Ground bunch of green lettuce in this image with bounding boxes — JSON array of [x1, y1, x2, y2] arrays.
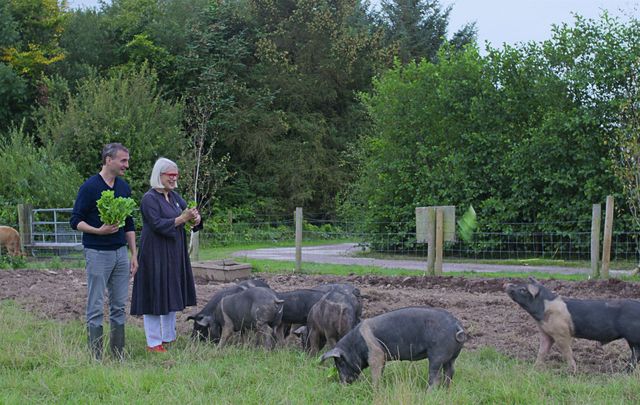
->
[[96, 190, 137, 227], [184, 200, 197, 231]]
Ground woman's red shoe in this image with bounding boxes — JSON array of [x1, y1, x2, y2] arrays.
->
[[146, 344, 167, 353]]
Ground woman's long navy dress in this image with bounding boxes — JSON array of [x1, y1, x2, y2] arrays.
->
[[130, 189, 200, 315]]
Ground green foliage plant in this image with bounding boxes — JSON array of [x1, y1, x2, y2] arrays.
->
[[96, 190, 136, 227], [0, 126, 82, 224], [36, 64, 186, 201], [344, 13, 638, 252]]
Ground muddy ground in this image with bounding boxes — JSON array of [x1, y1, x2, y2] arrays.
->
[[2, 268, 639, 374]]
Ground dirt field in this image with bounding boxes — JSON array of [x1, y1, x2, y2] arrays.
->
[[2, 268, 639, 374]]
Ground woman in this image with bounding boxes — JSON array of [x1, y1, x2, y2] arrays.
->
[[131, 157, 202, 352]]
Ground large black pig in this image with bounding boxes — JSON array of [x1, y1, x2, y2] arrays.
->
[[311, 283, 362, 321], [300, 290, 359, 354], [275, 289, 327, 341], [505, 277, 640, 372], [320, 306, 466, 387], [187, 278, 270, 342], [214, 287, 284, 349]]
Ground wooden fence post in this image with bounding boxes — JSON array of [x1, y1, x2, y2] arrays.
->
[[435, 207, 444, 275], [426, 207, 436, 275], [590, 204, 601, 278], [295, 207, 302, 272], [17, 203, 32, 255], [601, 196, 614, 279]]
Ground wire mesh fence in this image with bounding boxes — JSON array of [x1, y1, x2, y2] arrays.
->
[[6, 207, 640, 265], [198, 216, 640, 265]]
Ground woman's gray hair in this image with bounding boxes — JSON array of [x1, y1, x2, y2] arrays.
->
[[150, 157, 179, 189]]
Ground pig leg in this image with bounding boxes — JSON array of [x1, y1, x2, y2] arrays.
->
[[360, 321, 386, 387], [555, 336, 577, 373], [326, 336, 338, 350], [218, 323, 235, 348], [442, 359, 455, 387], [626, 341, 640, 371], [535, 330, 554, 367], [369, 358, 386, 387], [274, 323, 286, 344], [307, 328, 322, 355], [365, 341, 385, 387], [258, 323, 275, 350], [218, 309, 236, 348], [427, 360, 443, 388]]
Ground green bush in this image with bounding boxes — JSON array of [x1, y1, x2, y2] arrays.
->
[[36, 64, 186, 201], [344, 14, 638, 252], [0, 254, 26, 269], [0, 127, 82, 224]]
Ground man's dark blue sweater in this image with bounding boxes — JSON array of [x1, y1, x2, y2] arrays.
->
[[70, 174, 135, 250]]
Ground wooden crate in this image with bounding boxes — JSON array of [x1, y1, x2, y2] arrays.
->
[[191, 259, 252, 282]]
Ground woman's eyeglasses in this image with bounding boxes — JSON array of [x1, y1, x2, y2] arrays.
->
[[162, 172, 179, 179]]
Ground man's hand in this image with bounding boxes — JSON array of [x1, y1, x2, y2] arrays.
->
[[97, 224, 119, 235]]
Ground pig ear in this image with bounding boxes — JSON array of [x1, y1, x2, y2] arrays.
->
[[195, 315, 212, 327], [320, 348, 343, 363], [528, 276, 539, 284], [527, 284, 540, 297], [293, 326, 307, 337]]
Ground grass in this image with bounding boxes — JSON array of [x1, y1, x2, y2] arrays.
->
[[1, 300, 639, 404]]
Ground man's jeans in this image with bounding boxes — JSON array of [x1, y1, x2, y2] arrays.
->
[[84, 246, 130, 327]]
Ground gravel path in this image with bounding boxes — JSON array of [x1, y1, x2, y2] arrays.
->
[[232, 242, 630, 276]]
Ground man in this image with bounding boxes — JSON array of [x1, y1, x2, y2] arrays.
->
[[70, 143, 138, 360]]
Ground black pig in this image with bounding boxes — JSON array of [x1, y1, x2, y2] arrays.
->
[[505, 277, 640, 372], [320, 306, 466, 387], [215, 287, 284, 349], [187, 278, 270, 341], [275, 289, 327, 341], [302, 290, 359, 354], [237, 278, 270, 289], [312, 283, 362, 321]]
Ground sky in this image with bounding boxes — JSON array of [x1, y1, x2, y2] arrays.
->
[[67, 0, 639, 49]]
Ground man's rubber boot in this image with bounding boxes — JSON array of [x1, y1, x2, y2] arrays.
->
[[88, 325, 103, 361], [110, 323, 125, 361]]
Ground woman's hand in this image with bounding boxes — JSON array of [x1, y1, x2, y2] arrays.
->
[[177, 207, 198, 226]]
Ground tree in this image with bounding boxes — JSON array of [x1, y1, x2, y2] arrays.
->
[[99, 0, 208, 97], [180, 95, 231, 214], [0, 63, 28, 132], [379, 0, 476, 63], [219, 0, 391, 215], [54, 8, 115, 86], [1, 0, 66, 79], [0, 125, 82, 224], [612, 57, 640, 273], [37, 65, 186, 199], [0, 0, 67, 130], [345, 12, 639, 249], [0, 1, 19, 49]]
